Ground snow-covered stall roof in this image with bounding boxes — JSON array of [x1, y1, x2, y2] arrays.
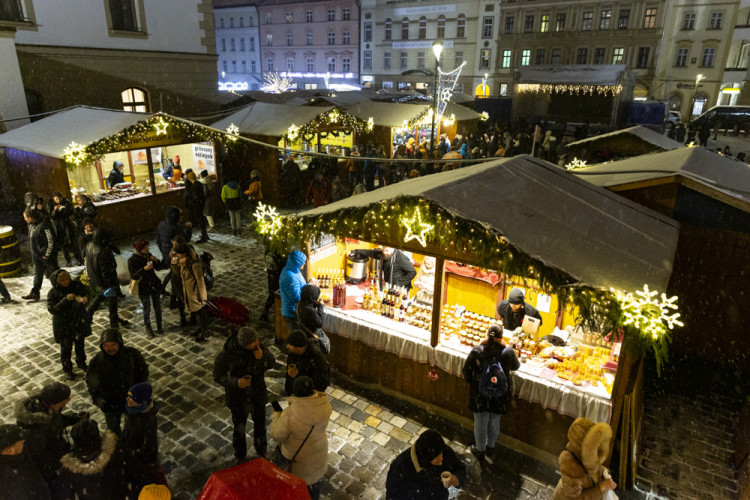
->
[[518, 65, 628, 85], [573, 147, 750, 207], [0, 106, 152, 159], [567, 125, 685, 152], [210, 102, 333, 137], [346, 101, 481, 128], [301, 155, 679, 292]]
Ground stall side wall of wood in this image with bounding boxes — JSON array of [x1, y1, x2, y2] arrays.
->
[[1, 149, 69, 209]]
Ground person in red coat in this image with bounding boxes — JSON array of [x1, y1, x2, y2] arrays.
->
[[305, 170, 331, 208]]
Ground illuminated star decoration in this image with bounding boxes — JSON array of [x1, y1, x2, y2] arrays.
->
[[226, 123, 239, 141], [328, 109, 341, 124], [400, 208, 434, 247], [153, 118, 169, 135], [287, 124, 299, 141], [367, 117, 375, 132], [442, 113, 456, 127], [480, 111, 490, 122], [564, 158, 587, 170], [253, 202, 283, 236], [63, 141, 87, 165], [616, 284, 683, 340]]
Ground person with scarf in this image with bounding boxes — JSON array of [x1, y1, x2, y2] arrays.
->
[[123, 382, 164, 492], [171, 243, 209, 342], [127, 240, 167, 337], [221, 178, 242, 236], [47, 269, 91, 380]]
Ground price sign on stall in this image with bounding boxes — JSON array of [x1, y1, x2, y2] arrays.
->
[[428, 369, 439, 382]]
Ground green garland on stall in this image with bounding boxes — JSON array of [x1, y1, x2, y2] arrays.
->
[[288, 108, 371, 142]]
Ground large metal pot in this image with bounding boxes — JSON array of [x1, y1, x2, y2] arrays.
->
[[345, 251, 369, 284]]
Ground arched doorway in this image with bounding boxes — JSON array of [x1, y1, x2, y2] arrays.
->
[[691, 93, 708, 118], [474, 82, 490, 98]]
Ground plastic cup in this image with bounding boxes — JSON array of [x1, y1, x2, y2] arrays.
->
[[441, 471, 452, 487]]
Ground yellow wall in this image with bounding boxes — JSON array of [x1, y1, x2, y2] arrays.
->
[[444, 273, 499, 317]]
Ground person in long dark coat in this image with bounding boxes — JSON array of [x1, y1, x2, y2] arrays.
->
[[184, 170, 208, 243], [284, 331, 330, 396], [127, 240, 167, 337], [22, 208, 59, 301], [47, 192, 81, 267], [0, 424, 52, 500], [47, 269, 91, 380], [86, 328, 149, 435], [122, 382, 163, 493], [296, 284, 325, 337], [73, 194, 97, 231], [155, 205, 191, 297], [86, 227, 127, 328]]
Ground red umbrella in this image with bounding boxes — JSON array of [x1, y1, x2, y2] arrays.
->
[[206, 297, 250, 326], [198, 458, 311, 500]]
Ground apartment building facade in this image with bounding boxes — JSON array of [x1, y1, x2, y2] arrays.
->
[[257, 0, 359, 91], [214, 2, 263, 91]]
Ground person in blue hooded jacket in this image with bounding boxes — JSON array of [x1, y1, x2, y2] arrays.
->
[[279, 250, 307, 335]]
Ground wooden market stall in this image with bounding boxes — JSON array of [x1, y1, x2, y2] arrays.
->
[[566, 125, 684, 163], [270, 155, 680, 478], [0, 106, 231, 239]]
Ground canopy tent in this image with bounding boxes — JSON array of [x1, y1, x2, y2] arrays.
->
[[518, 65, 628, 86], [210, 102, 334, 137], [298, 155, 680, 292], [566, 125, 685, 157], [346, 101, 481, 128], [0, 106, 153, 159]]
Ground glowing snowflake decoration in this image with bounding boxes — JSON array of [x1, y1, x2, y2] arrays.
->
[[253, 202, 283, 236], [287, 124, 300, 141], [328, 109, 341, 124], [616, 285, 683, 340], [480, 111, 490, 122], [262, 73, 293, 93], [564, 157, 587, 170], [226, 123, 240, 141], [63, 142, 87, 165], [153, 117, 169, 135], [442, 114, 456, 127], [367, 117, 375, 132], [400, 208, 434, 247]]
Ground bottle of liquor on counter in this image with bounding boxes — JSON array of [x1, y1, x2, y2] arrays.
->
[[381, 292, 387, 316]]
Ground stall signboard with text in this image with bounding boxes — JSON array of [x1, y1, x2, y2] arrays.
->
[[192, 144, 216, 174], [131, 148, 162, 165]]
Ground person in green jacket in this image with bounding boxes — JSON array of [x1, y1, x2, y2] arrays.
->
[[221, 178, 242, 236]]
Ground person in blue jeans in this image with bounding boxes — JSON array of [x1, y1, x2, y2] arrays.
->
[[461, 324, 519, 465], [22, 208, 59, 301], [279, 250, 307, 336]]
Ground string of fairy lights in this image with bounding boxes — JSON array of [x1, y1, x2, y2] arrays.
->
[[516, 83, 623, 96]]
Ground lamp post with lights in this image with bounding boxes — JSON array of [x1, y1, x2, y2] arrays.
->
[[429, 40, 443, 158]]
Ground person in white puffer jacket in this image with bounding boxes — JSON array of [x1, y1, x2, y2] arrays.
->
[[269, 376, 332, 499]]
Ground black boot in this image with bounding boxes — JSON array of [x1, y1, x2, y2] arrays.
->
[[145, 324, 156, 338]]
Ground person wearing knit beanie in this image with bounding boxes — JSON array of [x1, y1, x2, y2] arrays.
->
[[284, 330, 331, 397], [496, 287, 543, 331], [237, 327, 259, 348], [124, 382, 161, 492], [287, 330, 309, 348], [139, 484, 171, 500], [40, 382, 71, 408], [0, 424, 51, 500]]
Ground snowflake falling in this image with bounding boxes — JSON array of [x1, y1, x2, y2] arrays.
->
[[253, 202, 283, 236], [63, 142, 87, 165], [616, 285, 683, 340], [226, 123, 240, 141], [564, 157, 587, 170], [262, 72, 293, 93]]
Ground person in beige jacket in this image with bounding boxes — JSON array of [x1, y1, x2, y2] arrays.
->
[[171, 243, 209, 342], [269, 376, 332, 500], [553, 417, 617, 500]]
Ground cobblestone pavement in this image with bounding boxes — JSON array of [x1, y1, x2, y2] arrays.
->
[[0, 217, 560, 500]]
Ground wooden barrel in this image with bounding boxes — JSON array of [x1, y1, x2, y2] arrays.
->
[[0, 226, 22, 277]]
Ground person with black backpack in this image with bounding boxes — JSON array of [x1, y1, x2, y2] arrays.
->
[[461, 324, 519, 465]]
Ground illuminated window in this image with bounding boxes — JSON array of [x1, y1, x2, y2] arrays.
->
[[556, 13, 565, 31], [599, 10, 611, 29], [266, 33, 272, 46], [521, 49, 530, 66], [582, 12, 593, 30], [121, 87, 149, 112], [643, 8, 657, 28], [502, 50, 511, 68], [612, 47, 624, 64], [540, 14, 549, 33]]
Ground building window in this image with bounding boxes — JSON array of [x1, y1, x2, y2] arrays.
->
[[287, 34, 292, 46], [248, 17, 254, 27], [343, 8, 350, 21], [417, 51, 425, 68], [499, 83, 508, 96], [265, 13, 271, 24], [239, 17, 243, 28], [343, 31, 350, 45], [701, 48, 715, 67], [249, 37, 255, 51], [455, 50, 463, 68], [502, 50, 511, 68], [577, 48, 588, 64], [581, 12, 593, 31], [121, 87, 148, 112], [240, 38, 245, 51], [535, 49, 545, 65], [401, 18, 409, 39], [419, 16, 427, 39], [219, 17, 224, 29], [709, 12, 723, 29], [222, 61, 227, 73], [221, 38, 226, 51], [556, 13, 565, 31], [521, 49, 530, 66], [551, 48, 561, 65], [328, 32, 335, 45], [231, 61, 236, 73], [382, 81, 393, 89], [675, 48, 688, 67], [306, 33, 312, 46], [285, 12, 292, 23], [384, 52, 391, 68], [327, 9, 335, 21], [327, 57, 335, 72], [483, 17, 493, 38], [457, 14, 465, 38], [669, 93, 681, 111], [636, 47, 650, 68], [599, 10, 612, 30], [385, 19, 392, 40], [306, 10, 312, 22], [306, 57, 314, 72], [524, 15, 534, 32], [231, 38, 235, 51], [682, 12, 695, 30], [251, 60, 256, 72], [400, 51, 408, 69], [362, 52, 371, 69], [266, 33, 272, 46], [618, 9, 630, 29], [266, 57, 274, 71], [643, 8, 657, 28], [286, 57, 294, 71], [593, 47, 605, 64], [480, 49, 491, 69], [108, 0, 144, 32], [229, 17, 234, 28], [540, 14, 549, 33], [437, 15, 445, 38], [612, 47, 624, 64], [343, 57, 351, 72]]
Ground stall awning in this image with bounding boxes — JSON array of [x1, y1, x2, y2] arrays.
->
[[300, 155, 680, 292], [518, 65, 627, 86], [0, 106, 153, 159], [346, 101, 481, 128], [567, 125, 685, 152], [210, 102, 334, 137], [573, 147, 750, 209]]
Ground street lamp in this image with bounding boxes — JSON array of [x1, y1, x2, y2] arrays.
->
[[481, 72, 489, 97], [689, 73, 704, 124], [429, 40, 443, 158]]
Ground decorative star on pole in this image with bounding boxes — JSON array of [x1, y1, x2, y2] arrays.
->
[[226, 123, 240, 141], [400, 208, 434, 247], [153, 117, 169, 135], [63, 141, 87, 165]]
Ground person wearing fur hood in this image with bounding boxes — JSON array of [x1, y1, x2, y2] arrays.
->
[[59, 419, 128, 500], [553, 418, 617, 500], [269, 376, 332, 500], [171, 243, 209, 342]]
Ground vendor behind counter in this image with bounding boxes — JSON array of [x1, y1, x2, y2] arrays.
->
[[496, 289, 542, 331]]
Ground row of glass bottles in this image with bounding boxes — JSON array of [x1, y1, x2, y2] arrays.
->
[[315, 269, 345, 288]]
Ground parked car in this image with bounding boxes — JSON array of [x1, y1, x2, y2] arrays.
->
[[666, 111, 682, 128]]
